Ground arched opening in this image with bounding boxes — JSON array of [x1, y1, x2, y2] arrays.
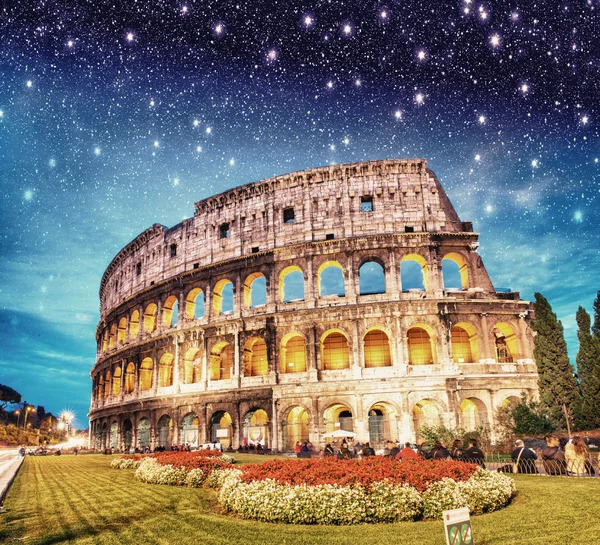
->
[[243, 409, 269, 448], [139, 358, 153, 391], [157, 414, 173, 448], [243, 337, 268, 376], [124, 362, 135, 394], [400, 254, 428, 291], [364, 328, 392, 368], [318, 261, 345, 297], [102, 330, 108, 352], [442, 252, 469, 290], [460, 398, 488, 431], [280, 333, 306, 373], [122, 419, 133, 451], [213, 279, 234, 316], [97, 376, 104, 401], [181, 413, 200, 447], [283, 406, 309, 451], [137, 417, 150, 449], [162, 296, 179, 328], [117, 317, 127, 344], [324, 404, 354, 434], [104, 370, 111, 399], [183, 347, 202, 384], [108, 323, 116, 349], [407, 326, 436, 365], [359, 261, 386, 295], [129, 310, 140, 339], [279, 266, 304, 302], [413, 400, 442, 439], [321, 330, 350, 370], [368, 403, 398, 446], [244, 273, 267, 308], [143, 303, 157, 333], [110, 421, 118, 450], [492, 323, 518, 362], [112, 366, 121, 397], [451, 322, 480, 363], [210, 411, 233, 449], [158, 352, 174, 387], [210, 342, 233, 380], [185, 288, 205, 320]]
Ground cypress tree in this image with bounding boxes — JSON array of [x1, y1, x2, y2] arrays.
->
[[593, 291, 600, 338], [575, 306, 600, 429], [530, 293, 580, 429]]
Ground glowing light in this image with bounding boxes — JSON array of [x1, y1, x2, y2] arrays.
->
[[329, 144, 336, 151], [181, 5, 188, 14], [229, 158, 235, 166], [206, 127, 212, 134], [380, 10, 388, 20], [67, 40, 74, 47], [94, 147, 101, 156], [126, 32, 134, 42], [343, 137, 350, 145], [196, 145, 202, 152], [531, 159, 539, 168], [478, 114, 486, 124], [343, 24, 352, 35], [266, 48, 278, 62], [303, 14, 314, 29], [49, 158, 56, 167], [213, 22, 225, 36], [417, 49, 427, 61], [474, 154, 481, 162], [520, 83, 529, 94], [355, 78, 361, 87], [173, 177, 180, 186], [490, 33, 501, 47], [511, 11, 520, 21], [327, 80, 334, 89], [394, 110, 403, 120], [574, 210, 583, 222], [414, 92, 425, 105], [26, 80, 33, 88], [581, 115, 589, 125], [24, 189, 33, 201], [153, 140, 159, 148], [193, 119, 199, 127], [0, 110, 3, 118], [149, 99, 155, 107], [485, 204, 493, 213]]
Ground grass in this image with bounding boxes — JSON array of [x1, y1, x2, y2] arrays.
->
[[1, 455, 598, 545]]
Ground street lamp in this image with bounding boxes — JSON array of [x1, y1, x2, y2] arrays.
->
[[14, 410, 20, 428], [23, 406, 35, 429]]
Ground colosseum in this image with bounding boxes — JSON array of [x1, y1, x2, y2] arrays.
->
[[89, 158, 538, 452]]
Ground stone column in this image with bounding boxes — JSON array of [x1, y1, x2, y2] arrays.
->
[[271, 399, 279, 452], [480, 313, 492, 361], [173, 335, 181, 391], [233, 331, 241, 387], [387, 249, 400, 300]]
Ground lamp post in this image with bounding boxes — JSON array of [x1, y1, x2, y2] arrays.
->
[[23, 406, 35, 429], [14, 410, 20, 428]]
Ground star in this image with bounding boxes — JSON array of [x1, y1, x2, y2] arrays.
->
[[94, 147, 101, 156], [327, 80, 334, 89], [153, 140, 159, 148], [126, 32, 135, 42], [49, 158, 56, 167], [266, 48, 278, 62], [193, 119, 199, 127], [520, 83, 529, 94], [206, 127, 212, 134], [414, 92, 425, 105], [329, 144, 336, 151], [26, 80, 33, 88], [416, 49, 427, 61], [485, 204, 493, 213], [478, 114, 486, 124], [573, 211, 583, 222], [489, 34, 501, 48], [67, 40, 74, 48], [355, 78, 362, 87], [343, 137, 350, 145], [581, 115, 589, 125], [531, 159, 539, 168], [0, 110, 3, 118], [394, 110, 403, 120], [474, 154, 481, 162], [24, 189, 33, 201], [149, 99, 155, 107], [173, 177, 180, 186], [229, 158, 235, 166], [196, 145, 202, 152]]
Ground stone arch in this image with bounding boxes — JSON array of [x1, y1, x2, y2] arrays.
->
[[102, 329, 108, 352], [104, 370, 111, 399], [323, 402, 354, 434], [400, 253, 428, 291], [491, 322, 518, 362], [320, 329, 350, 370], [279, 265, 305, 302], [243, 272, 267, 309], [243, 337, 268, 376], [183, 347, 202, 384], [122, 418, 133, 450], [97, 375, 104, 401], [108, 323, 116, 349], [407, 323, 437, 365], [143, 303, 157, 334], [358, 259, 386, 295], [364, 327, 392, 368], [162, 295, 179, 328], [213, 279, 234, 316], [185, 287, 205, 320], [124, 362, 135, 394], [157, 414, 174, 448], [181, 412, 200, 447], [282, 405, 310, 451], [112, 365, 122, 397], [442, 252, 469, 290], [317, 260, 345, 297], [451, 322, 480, 363], [139, 357, 153, 391], [110, 420, 119, 450], [500, 395, 521, 407], [280, 332, 306, 373], [367, 401, 400, 446], [129, 309, 140, 339], [243, 408, 270, 448], [460, 397, 488, 430], [137, 416, 151, 449], [117, 317, 127, 344], [210, 341, 233, 380], [413, 399, 443, 439], [158, 352, 174, 387], [209, 410, 233, 449]]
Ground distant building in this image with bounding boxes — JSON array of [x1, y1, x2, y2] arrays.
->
[[89, 158, 537, 451]]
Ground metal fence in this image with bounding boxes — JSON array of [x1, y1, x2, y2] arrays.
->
[[483, 453, 598, 477]]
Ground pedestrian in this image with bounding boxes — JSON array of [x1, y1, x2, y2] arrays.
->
[[565, 436, 594, 476], [426, 440, 450, 460], [541, 435, 567, 475], [511, 439, 538, 474], [450, 439, 464, 460], [463, 439, 486, 468]]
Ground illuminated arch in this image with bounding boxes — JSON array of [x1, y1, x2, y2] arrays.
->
[[129, 310, 140, 339], [320, 329, 350, 370], [243, 337, 268, 376], [185, 288, 205, 320], [323, 403, 354, 434], [143, 303, 157, 334], [139, 357, 153, 391], [183, 347, 202, 384], [243, 408, 269, 447], [210, 341, 233, 380], [317, 261, 345, 297], [112, 365, 121, 397], [283, 405, 309, 451], [122, 419, 133, 450], [400, 254, 428, 291], [407, 324, 436, 365], [279, 266, 304, 302], [243, 272, 267, 308], [124, 362, 135, 394], [367, 402, 399, 445], [158, 352, 174, 387], [442, 252, 469, 290], [213, 279, 234, 316], [104, 370, 111, 399], [492, 322, 518, 362], [209, 411, 233, 449], [280, 332, 306, 373], [117, 317, 127, 344], [181, 412, 200, 446], [364, 328, 392, 368], [102, 329, 108, 352], [97, 375, 104, 401], [162, 295, 179, 328], [108, 323, 116, 349], [413, 399, 442, 436], [359, 260, 386, 295], [460, 398, 488, 431], [451, 322, 480, 363]]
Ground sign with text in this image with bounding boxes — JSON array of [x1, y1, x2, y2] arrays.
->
[[443, 507, 473, 545]]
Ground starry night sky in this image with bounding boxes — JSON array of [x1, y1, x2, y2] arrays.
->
[[1, 1, 599, 428]]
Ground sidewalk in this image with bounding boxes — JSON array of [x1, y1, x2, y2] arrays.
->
[[0, 450, 24, 512]]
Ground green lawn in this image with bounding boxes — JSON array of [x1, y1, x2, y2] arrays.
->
[[1, 455, 598, 545]]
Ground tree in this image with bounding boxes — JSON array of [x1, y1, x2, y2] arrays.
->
[[577, 305, 600, 429], [0, 383, 22, 411], [530, 293, 580, 429], [592, 291, 600, 338]]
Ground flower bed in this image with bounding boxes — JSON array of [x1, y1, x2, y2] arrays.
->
[[218, 458, 515, 524]]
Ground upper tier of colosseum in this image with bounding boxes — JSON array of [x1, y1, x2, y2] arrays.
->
[[99, 158, 473, 315]]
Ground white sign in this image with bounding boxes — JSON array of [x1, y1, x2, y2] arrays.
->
[[216, 429, 229, 438], [443, 507, 473, 545]]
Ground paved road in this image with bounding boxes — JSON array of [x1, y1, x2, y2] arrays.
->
[[0, 450, 23, 509]]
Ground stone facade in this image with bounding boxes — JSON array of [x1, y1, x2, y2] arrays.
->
[[89, 158, 538, 452]]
